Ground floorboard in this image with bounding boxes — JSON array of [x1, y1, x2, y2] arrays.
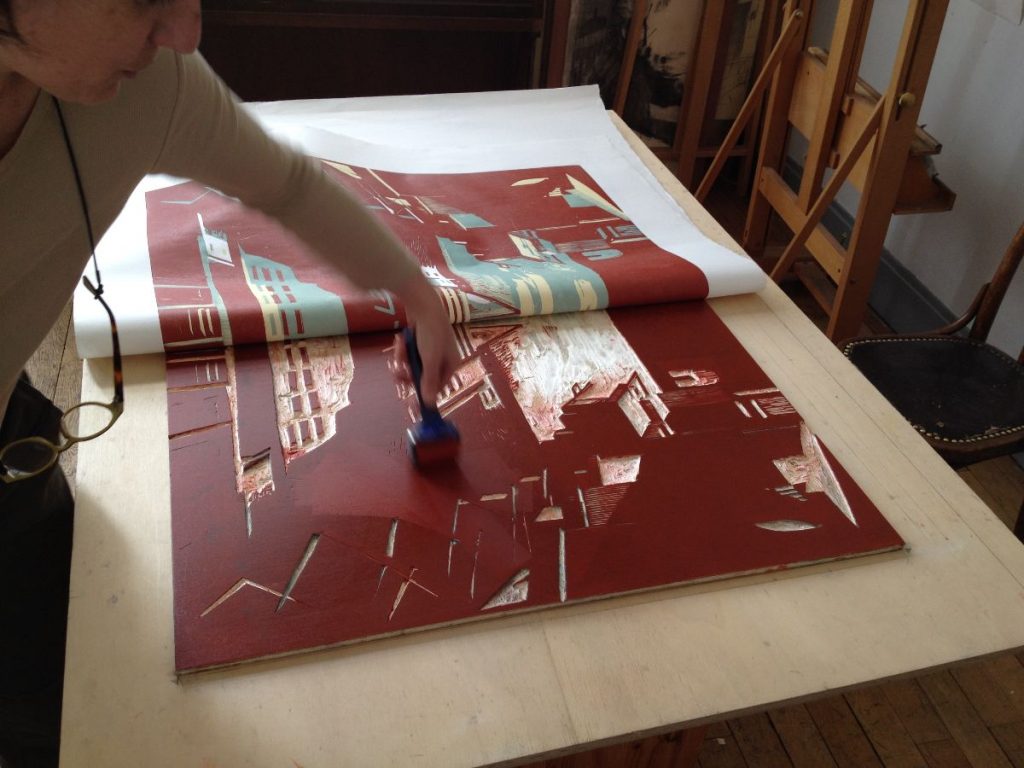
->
[[807, 697, 885, 768], [845, 687, 928, 768], [916, 739, 973, 768], [952, 663, 1023, 727], [729, 713, 794, 767], [918, 671, 1016, 768], [881, 678, 954, 746], [769, 705, 838, 768], [697, 730, 748, 768], [990, 722, 1024, 768]]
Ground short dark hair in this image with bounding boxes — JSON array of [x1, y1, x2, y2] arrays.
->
[[0, 0, 19, 41]]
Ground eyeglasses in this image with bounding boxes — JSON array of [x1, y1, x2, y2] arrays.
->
[[0, 96, 124, 484], [0, 276, 123, 484]]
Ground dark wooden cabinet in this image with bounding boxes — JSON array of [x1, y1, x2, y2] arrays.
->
[[200, 0, 551, 101]]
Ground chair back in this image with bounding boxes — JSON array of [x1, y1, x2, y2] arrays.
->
[[971, 220, 1024, 358]]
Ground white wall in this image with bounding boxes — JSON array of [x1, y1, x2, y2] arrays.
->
[[814, 1, 1024, 355]]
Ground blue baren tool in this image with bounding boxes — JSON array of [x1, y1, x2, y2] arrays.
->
[[403, 327, 460, 467]]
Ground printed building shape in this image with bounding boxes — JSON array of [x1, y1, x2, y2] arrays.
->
[[241, 249, 347, 342]]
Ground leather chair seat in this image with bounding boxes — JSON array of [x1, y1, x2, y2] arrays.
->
[[844, 335, 1024, 466]]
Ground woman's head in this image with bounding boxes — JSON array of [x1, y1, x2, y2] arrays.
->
[[0, 1, 201, 104]]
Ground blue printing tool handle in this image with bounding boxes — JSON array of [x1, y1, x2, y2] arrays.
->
[[403, 327, 446, 428]]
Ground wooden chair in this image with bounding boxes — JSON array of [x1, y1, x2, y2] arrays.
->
[[841, 221, 1024, 542]]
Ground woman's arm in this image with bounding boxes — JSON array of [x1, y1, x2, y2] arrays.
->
[[152, 53, 459, 403]]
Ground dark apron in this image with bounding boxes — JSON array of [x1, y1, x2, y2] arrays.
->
[[0, 375, 75, 768]]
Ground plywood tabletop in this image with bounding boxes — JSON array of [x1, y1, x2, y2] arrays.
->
[[59, 115, 1024, 768]]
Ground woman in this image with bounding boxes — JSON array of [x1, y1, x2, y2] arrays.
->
[[0, 2, 459, 764]]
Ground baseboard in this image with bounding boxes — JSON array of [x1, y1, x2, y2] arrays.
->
[[821, 202, 955, 333]]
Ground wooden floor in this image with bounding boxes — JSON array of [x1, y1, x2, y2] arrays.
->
[[26, 184, 1024, 768]]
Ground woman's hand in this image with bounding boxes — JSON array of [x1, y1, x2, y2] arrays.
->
[[396, 275, 461, 406]]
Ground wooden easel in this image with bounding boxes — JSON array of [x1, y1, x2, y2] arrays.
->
[[738, 0, 954, 342]]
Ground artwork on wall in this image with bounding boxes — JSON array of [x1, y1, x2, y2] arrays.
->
[[166, 297, 904, 673], [566, 0, 765, 145]]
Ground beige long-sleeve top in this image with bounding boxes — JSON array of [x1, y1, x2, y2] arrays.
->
[[0, 51, 421, 421]]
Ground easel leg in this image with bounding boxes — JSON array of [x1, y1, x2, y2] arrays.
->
[[742, 0, 810, 259], [613, 0, 648, 116]]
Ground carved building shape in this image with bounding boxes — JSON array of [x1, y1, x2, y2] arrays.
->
[[773, 423, 856, 526]]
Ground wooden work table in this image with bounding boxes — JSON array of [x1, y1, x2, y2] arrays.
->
[[59, 119, 1024, 767]]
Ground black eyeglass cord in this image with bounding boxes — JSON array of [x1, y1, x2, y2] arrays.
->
[[53, 95, 103, 295]]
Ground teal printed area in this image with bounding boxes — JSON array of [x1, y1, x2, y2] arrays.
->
[[196, 232, 234, 347], [438, 232, 610, 318], [242, 250, 348, 340], [450, 213, 494, 230]]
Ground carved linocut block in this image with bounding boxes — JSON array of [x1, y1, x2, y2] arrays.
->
[[151, 162, 899, 672], [166, 302, 903, 673]]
